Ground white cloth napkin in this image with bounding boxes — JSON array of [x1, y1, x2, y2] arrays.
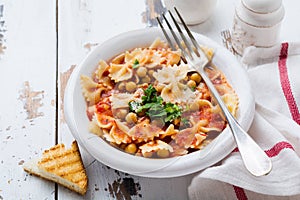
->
[[188, 42, 300, 199]]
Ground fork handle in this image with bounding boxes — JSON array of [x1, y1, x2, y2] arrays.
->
[[198, 66, 272, 176]]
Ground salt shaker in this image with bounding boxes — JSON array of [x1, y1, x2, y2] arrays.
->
[[231, 0, 285, 55]]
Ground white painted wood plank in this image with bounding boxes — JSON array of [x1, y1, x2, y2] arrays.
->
[[0, 0, 56, 199]]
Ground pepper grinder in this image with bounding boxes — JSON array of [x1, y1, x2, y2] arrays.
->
[[231, 0, 285, 55]]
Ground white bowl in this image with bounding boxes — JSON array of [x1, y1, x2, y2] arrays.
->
[[64, 27, 255, 178]]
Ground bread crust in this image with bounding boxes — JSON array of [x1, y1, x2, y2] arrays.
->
[[23, 141, 88, 195]]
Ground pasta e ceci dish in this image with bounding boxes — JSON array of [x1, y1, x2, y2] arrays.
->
[[80, 38, 239, 158]]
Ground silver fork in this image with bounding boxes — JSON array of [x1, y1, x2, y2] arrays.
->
[[221, 29, 237, 55], [157, 8, 272, 176]]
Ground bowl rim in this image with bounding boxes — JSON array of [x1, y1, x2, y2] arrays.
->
[[64, 27, 255, 178]]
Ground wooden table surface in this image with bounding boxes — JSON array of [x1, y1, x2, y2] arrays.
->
[[1, 0, 299, 199]]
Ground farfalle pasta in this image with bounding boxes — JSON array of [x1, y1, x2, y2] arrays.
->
[[80, 38, 239, 158]]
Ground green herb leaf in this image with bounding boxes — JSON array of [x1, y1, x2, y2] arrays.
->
[[142, 84, 157, 103], [181, 118, 189, 125], [164, 103, 182, 123], [191, 86, 196, 91], [147, 103, 167, 119], [132, 59, 140, 69], [128, 101, 141, 112], [128, 84, 182, 123], [136, 102, 156, 113]]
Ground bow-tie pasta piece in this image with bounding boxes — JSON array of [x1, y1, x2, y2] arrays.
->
[[153, 64, 195, 103], [80, 75, 109, 105], [94, 60, 114, 87], [127, 119, 161, 143], [109, 121, 132, 145]]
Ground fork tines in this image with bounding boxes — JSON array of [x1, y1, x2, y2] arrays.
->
[[156, 7, 208, 67], [221, 29, 237, 55]]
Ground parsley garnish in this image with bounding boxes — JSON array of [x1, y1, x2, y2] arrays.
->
[[128, 101, 142, 113], [164, 102, 182, 122], [141, 84, 161, 104], [128, 85, 182, 123], [191, 85, 196, 91], [181, 118, 190, 126], [132, 59, 140, 68]]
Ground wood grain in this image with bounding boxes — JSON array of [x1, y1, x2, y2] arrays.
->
[[0, 4, 6, 56], [0, 0, 56, 199]]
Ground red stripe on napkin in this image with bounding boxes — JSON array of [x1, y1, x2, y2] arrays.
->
[[265, 141, 295, 157], [232, 141, 294, 199], [232, 141, 294, 156], [232, 147, 239, 153], [278, 42, 300, 125], [233, 185, 248, 200]]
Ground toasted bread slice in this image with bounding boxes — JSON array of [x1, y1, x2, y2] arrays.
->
[[23, 141, 88, 195]]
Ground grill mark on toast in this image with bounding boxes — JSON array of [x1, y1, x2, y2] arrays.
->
[[24, 141, 88, 195]]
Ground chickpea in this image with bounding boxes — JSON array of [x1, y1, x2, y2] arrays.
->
[[115, 109, 128, 119], [143, 152, 153, 158], [118, 82, 126, 90], [148, 69, 155, 77], [125, 144, 137, 154], [136, 66, 147, 77], [190, 73, 202, 83], [157, 149, 170, 158], [125, 81, 137, 92], [141, 75, 151, 84], [187, 80, 196, 89], [125, 112, 138, 124]]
